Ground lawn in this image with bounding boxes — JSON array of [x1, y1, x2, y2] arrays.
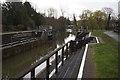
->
[[91, 30, 118, 78]]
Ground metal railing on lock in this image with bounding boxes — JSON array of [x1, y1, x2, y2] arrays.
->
[[14, 40, 72, 80]]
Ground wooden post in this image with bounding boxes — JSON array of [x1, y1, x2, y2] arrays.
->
[[70, 40, 75, 54], [62, 47, 64, 66], [55, 51, 58, 74], [46, 58, 49, 80], [31, 68, 35, 80]]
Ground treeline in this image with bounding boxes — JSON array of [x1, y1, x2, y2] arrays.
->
[[77, 10, 117, 30], [2, 1, 71, 32]]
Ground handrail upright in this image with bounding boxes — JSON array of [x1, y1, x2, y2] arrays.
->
[[13, 40, 72, 80], [46, 58, 50, 80], [55, 51, 58, 74], [62, 47, 64, 66], [31, 68, 35, 80]]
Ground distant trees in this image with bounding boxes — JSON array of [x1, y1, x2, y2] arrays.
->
[[79, 10, 92, 28], [2, 2, 29, 31], [2, 1, 44, 31], [93, 10, 107, 30], [2, 2, 26, 25], [2, 1, 70, 32], [78, 10, 107, 30], [47, 8, 57, 18], [2, 1, 116, 32], [58, 16, 67, 32], [44, 7, 71, 32]]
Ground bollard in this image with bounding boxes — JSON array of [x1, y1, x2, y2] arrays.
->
[[70, 41, 76, 54]]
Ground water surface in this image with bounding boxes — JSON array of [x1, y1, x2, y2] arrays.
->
[[3, 30, 76, 78]]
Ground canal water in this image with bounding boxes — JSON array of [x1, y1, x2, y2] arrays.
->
[[3, 29, 76, 78]]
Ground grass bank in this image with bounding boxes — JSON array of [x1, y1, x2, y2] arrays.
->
[[91, 30, 118, 78]]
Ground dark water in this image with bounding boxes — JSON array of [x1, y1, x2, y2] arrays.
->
[[3, 29, 76, 78]]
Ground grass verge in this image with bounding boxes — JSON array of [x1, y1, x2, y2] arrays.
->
[[91, 30, 118, 78]]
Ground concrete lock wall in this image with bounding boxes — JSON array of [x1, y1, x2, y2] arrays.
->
[[2, 39, 40, 59], [2, 30, 54, 59]]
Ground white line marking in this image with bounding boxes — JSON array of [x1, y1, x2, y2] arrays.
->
[[77, 32, 99, 79], [35, 61, 46, 77], [49, 62, 62, 78], [76, 32, 91, 79], [49, 69, 55, 78], [95, 37, 99, 43], [89, 32, 91, 37], [77, 44, 89, 79]]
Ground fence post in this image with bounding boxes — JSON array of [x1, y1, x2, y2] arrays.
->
[[31, 68, 35, 80], [55, 51, 58, 74], [46, 58, 49, 80], [62, 47, 64, 66]]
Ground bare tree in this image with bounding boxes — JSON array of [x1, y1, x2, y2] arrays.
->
[[103, 7, 113, 15], [102, 7, 114, 30], [47, 7, 57, 18], [60, 7, 68, 17], [73, 14, 77, 27]]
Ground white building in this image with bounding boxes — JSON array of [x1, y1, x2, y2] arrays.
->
[[118, 1, 120, 18]]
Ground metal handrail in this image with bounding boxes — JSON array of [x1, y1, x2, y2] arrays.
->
[[14, 40, 71, 80]]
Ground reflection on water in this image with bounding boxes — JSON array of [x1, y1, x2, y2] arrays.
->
[[65, 34, 75, 43], [3, 29, 75, 77], [66, 29, 72, 33]]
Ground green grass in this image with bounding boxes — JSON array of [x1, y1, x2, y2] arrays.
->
[[91, 30, 118, 78]]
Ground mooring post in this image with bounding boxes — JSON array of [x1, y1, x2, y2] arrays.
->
[[31, 68, 35, 80], [55, 51, 58, 74], [70, 40, 76, 54], [46, 58, 49, 80], [62, 47, 64, 66]]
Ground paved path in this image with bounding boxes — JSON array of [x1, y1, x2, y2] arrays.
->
[[104, 31, 120, 42]]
